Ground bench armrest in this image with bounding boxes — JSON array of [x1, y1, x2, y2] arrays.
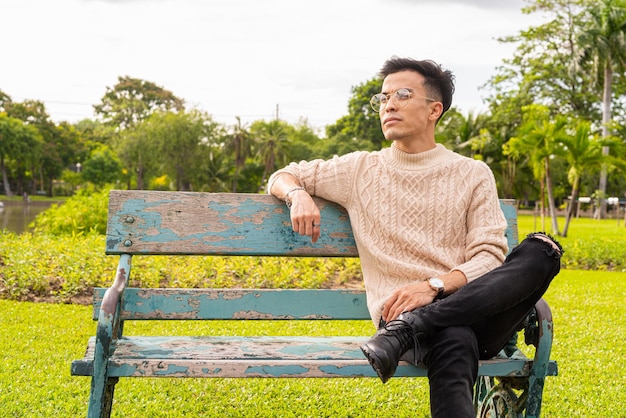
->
[[90, 253, 131, 408]]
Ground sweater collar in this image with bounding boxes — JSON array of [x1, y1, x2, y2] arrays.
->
[[384, 143, 451, 170]]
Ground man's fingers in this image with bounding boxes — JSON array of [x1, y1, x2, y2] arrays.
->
[[312, 221, 321, 243], [291, 216, 322, 243]]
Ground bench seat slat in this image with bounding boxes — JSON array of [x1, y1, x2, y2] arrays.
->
[[92, 288, 371, 320], [71, 336, 557, 379]]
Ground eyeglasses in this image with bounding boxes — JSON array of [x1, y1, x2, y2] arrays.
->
[[370, 88, 437, 112]]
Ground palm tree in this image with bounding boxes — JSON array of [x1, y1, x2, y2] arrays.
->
[[577, 0, 626, 218], [504, 105, 567, 235], [252, 120, 291, 191], [560, 121, 606, 236], [450, 111, 490, 159], [226, 117, 251, 192]]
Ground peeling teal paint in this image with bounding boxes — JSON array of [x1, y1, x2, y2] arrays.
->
[[93, 288, 371, 320], [201, 368, 222, 375], [154, 365, 190, 376], [244, 365, 310, 377]]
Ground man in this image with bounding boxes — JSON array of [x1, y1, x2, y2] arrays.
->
[[267, 56, 562, 417]]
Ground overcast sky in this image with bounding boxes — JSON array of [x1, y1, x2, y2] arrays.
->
[[3, 0, 547, 131]]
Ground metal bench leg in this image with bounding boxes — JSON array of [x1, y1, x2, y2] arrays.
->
[[88, 376, 119, 418], [475, 298, 555, 418], [475, 375, 524, 417], [87, 321, 117, 418], [523, 299, 554, 418]]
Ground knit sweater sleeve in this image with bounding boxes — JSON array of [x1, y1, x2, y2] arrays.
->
[[267, 152, 365, 206], [452, 161, 508, 282]]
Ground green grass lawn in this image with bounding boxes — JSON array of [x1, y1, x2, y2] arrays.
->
[[1, 269, 625, 417]]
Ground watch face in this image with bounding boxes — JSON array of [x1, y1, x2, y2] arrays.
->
[[429, 278, 444, 290]]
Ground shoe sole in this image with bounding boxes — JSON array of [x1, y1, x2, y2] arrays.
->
[[360, 344, 390, 384]]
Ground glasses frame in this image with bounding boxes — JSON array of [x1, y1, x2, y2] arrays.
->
[[370, 88, 437, 112]]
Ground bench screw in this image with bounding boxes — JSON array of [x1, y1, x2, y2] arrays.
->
[[125, 216, 134, 223], [124, 239, 133, 247]]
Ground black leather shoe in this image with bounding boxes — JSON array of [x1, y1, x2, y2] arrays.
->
[[360, 312, 426, 383]]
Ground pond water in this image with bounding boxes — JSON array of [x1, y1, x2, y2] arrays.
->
[[0, 201, 56, 234]]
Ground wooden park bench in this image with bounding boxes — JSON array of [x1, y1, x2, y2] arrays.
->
[[71, 190, 558, 417]]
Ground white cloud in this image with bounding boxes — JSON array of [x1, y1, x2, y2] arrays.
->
[[2, 0, 544, 129]]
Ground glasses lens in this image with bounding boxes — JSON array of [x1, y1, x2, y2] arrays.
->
[[395, 88, 411, 101], [370, 94, 386, 112], [370, 89, 414, 112]]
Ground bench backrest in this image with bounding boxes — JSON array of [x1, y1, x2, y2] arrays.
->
[[106, 190, 518, 257], [98, 191, 517, 322]]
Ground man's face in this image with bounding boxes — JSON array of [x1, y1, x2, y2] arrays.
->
[[378, 70, 438, 144]]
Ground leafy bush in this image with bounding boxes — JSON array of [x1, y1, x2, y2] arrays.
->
[[31, 187, 109, 235], [0, 232, 111, 302], [517, 215, 626, 271], [1, 195, 624, 303], [0, 230, 362, 303]]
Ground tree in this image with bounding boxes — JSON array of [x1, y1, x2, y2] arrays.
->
[[251, 119, 291, 190], [483, 88, 537, 201], [324, 78, 383, 155], [115, 109, 227, 192], [286, 119, 323, 162], [2, 97, 87, 196], [195, 143, 231, 192], [94, 76, 185, 129], [504, 105, 567, 234], [54, 122, 90, 171], [559, 119, 624, 235], [148, 110, 223, 191], [0, 90, 12, 112], [577, 0, 626, 218], [114, 125, 156, 190], [75, 119, 116, 145], [0, 113, 42, 196], [225, 116, 251, 192], [483, 0, 626, 206], [488, 0, 597, 120], [3, 99, 52, 193], [440, 110, 491, 160], [81, 144, 123, 188]]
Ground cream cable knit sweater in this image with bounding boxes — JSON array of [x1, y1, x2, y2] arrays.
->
[[268, 143, 508, 325]]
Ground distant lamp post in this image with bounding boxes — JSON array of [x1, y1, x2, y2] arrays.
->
[[76, 162, 82, 173]]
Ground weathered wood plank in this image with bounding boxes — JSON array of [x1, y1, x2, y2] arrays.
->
[[106, 191, 357, 256], [71, 336, 557, 379], [91, 288, 370, 320], [105, 191, 517, 256]]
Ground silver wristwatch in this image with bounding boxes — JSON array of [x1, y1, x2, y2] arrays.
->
[[428, 277, 445, 299]]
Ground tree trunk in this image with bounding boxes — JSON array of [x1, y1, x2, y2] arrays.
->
[[596, 63, 612, 219], [562, 177, 580, 237], [1, 157, 12, 197], [539, 178, 546, 231], [137, 164, 144, 190], [545, 159, 560, 235]]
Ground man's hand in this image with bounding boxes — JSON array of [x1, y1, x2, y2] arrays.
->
[[382, 282, 437, 322], [268, 174, 322, 244], [382, 270, 468, 321], [288, 190, 322, 243]]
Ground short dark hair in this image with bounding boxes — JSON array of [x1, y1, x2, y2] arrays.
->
[[379, 56, 455, 117]]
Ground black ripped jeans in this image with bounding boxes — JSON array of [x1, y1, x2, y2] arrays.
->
[[395, 233, 563, 417]]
